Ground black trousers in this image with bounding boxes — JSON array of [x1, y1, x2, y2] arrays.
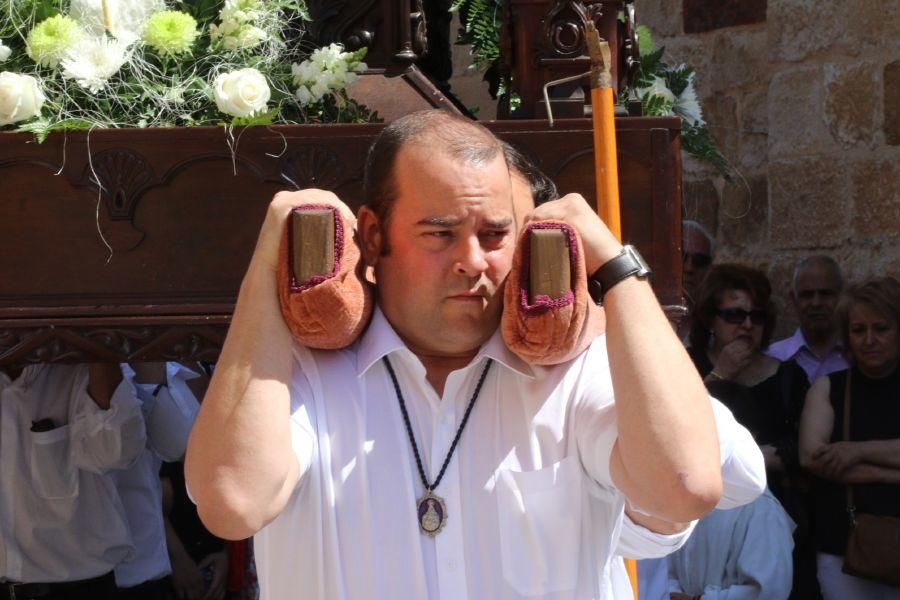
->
[[114, 576, 171, 600], [1, 571, 115, 600]]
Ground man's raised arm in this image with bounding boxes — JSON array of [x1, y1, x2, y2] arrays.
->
[[529, 194, 723, 523], [185, 189, 351, 540]]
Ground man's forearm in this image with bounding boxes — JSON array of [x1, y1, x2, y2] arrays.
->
[[185, 261, 299, 540], [605, 277, 722, 522]]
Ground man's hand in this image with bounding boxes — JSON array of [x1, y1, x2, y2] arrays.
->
[[813, 441, 863, 478], [712, 339, 754, 380], [524, 193, 623, 273], [253, 188, 355, 272]]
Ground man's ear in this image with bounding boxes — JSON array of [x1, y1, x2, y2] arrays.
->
[[356, 206, 383, 266]]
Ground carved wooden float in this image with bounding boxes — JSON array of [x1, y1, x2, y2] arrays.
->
[[0, 116, 683, 364]]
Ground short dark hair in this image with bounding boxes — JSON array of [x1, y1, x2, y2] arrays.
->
[[837, 276, 900, 356], [689, 263, 777, 351], [501, 142, 557, 205], [363, 110, 504, 239]]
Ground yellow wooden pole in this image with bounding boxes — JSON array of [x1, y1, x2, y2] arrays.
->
[[585, 21, 637, 600]]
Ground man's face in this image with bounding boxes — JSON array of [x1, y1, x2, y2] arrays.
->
[[791, 262, 841, 338], [367, 146, 516, 357], [682, 227, 712, 301]]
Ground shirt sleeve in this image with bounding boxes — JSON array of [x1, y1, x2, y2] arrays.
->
[[290, 347, 318, 490], [69, 373, 146, 474], [711, 397, 766, 509], [129, 363, 201, 462], [573, 336, 618, 490], [616, 513, 698, 559]]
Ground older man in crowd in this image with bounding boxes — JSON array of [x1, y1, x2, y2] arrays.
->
[[766, 256, 848, 383]]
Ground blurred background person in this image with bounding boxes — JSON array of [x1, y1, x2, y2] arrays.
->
[[799, 276, 900, 600], [679, 220, 716, 342], [767, 256, 847, 383], [668, 489, 795, 600], [113, 362, 200, 599]]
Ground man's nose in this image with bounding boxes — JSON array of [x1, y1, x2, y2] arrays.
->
[[454, 236, 489, 276]]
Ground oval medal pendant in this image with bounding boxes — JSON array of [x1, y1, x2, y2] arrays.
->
[[417, 491, 447, 536]]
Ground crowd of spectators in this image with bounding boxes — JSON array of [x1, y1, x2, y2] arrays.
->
[[643, 230, 900, 600]]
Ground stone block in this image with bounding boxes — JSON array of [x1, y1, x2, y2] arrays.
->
[[637, 0, 683, 38], [704, 93, 740, 165], [769, 0, 899, 63], [851, 157, 900, 237], [740, 87, 768, 133], [683, 0, 767, 34], [710, 28, 769, 91], [738, 132, 769, 173], [769, 158, 850, 249], [824, 61, 879, 149], [768, 66, 837, 158], [682, 179, 720, 233], [885, 61, 900, 146], [720, 175, 769, 251]]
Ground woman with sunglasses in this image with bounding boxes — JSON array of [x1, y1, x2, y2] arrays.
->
[[688, 264, 809, 501], [799, 277, 900, 599]]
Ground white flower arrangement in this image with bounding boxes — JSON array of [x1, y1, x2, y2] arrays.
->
[[0, 0, 373, 139]]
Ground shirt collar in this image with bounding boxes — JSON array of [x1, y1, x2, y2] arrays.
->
[[356, 306, 534, 379]]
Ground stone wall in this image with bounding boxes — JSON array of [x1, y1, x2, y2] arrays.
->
[[640, 0, 900, 334]]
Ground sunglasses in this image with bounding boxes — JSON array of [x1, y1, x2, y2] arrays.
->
[[716, 308, 767, 326], [682, 252, 712, 268]]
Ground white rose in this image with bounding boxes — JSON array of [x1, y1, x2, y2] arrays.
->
[[213, 68, 270, 118], [0, 41, 11, 62], [0, 72, 46, 126]]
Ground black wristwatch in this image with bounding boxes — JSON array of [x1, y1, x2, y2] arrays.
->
[[588, 244, 652, 303]]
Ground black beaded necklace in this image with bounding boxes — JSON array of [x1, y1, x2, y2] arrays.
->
[[383, 355, 493, 537]]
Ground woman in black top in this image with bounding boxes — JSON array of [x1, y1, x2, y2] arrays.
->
[[688, 264, 809, 495], [799, 276, 900, 599]]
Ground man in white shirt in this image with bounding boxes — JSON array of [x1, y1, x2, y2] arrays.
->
[[0, 363, 145, 599], [186, 110, 763, 599], [113, 362, 201, 599]]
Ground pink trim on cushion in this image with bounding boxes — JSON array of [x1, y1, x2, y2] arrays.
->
[[287, 204, 344, 293], [517, 222, 577, 315]]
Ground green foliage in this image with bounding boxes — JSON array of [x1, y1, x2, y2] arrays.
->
[[621, 30, 731, 180], [450, 0, 504, 98], [15, 117, 93, 143]]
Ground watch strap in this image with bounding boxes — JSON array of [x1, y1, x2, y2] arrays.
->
[[588, 245, 651, 303]]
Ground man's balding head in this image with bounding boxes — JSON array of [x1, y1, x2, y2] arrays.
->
[[364, 110, 505, 240]]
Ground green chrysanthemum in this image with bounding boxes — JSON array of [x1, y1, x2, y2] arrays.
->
[[143, 11, 199, 56], [26, 15, 84, 68]]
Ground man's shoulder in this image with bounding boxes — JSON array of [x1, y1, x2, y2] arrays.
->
[[765, 331, 803, 360]]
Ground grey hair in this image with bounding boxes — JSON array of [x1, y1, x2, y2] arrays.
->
[[682, 219, 716, 255], [791, 255, 844, 292]]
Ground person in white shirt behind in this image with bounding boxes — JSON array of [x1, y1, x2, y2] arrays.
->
[[186, 110, 764, 599], [112, 362, 201, 599], [0, 362, 145, 600], [667, 489, 796, 600]]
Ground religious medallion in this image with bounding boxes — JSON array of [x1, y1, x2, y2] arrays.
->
[[417, 490, 447, 537]]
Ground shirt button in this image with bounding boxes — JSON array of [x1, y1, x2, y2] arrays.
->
[[441, 414, 454, 426], [448, 559, 458, 571]]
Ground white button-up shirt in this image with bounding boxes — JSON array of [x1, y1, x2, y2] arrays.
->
[[113, 363, 200, 588], [0, 364, 145, 583], [254, 309, 763, 599]]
